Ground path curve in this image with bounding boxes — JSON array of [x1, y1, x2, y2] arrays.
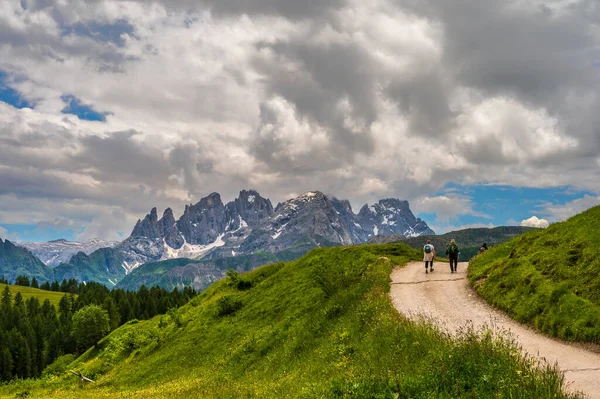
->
[[390, 261, 600, 399]]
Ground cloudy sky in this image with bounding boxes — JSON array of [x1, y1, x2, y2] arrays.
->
[[1, 0, 599, 242]]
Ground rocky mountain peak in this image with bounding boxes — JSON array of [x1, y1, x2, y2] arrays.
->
[[162, 207, 175, 219], [378, 198, 410, 211], [131, 207, 161, 238], [199, 192, 222, 207], [160, 207, 183, 249], [177, 192, 227, 245], [226, 189, 274, 229]]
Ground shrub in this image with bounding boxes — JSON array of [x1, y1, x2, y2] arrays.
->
[[216, 294, 243, 316], [42, 354, 76, 377]]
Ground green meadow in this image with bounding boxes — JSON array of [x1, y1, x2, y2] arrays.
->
[[0, 283, 68, 308], [1, 243, 579, 398]]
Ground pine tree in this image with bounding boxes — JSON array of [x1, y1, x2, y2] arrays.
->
[[102, 297, 121, 331], [0, 347, 13, 381]]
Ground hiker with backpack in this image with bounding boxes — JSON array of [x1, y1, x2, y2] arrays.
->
[[446, 239, 460, 273], [423, 240, 435, 274], [479, 243, 488, 254]]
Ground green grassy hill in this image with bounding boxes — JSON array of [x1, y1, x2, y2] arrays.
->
[[1, 244, 577, 398], [469, 205, 600, 343], [0, 283, 68, 307], [369, 226, 536, 260]]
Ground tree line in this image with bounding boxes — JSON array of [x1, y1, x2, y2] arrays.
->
[[0, 281, 196, 381]]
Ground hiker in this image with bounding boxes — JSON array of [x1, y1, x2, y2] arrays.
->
[[446, 239, 459, 273], [423, 240, 435, 274], [479, 243, 488, 254]]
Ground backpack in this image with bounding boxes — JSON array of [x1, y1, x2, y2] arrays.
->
[[447, 243, 458, 257], [424, 245, 432, 254]]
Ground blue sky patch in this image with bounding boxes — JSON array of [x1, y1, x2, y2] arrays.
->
[[416, 183, 595, 233], [0, 223, 78, 243], [0, 70, 34, 109], [61, 19, 135, 47], [61, 95, 108, 121]]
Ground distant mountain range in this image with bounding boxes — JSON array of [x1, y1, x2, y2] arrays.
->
[[2, 189, 436, 289], [18, 238, 118, 267], [115, 190, 434, 272]]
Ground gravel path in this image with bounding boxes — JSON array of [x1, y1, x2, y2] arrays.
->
[[390, 261, 600, 399]]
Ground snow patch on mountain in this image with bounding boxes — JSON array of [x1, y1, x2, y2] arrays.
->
[[161, 234, 225, 260], [271, 222, 289, 240]]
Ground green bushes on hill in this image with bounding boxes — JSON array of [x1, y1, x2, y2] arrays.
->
[[469, 205, 600, 343], [0, 244, 579, 398]]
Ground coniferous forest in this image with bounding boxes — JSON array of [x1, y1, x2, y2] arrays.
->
[[0, 278, 195, 381]]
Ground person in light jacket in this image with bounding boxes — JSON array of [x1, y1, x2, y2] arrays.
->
[[423, 240, 435, 274]]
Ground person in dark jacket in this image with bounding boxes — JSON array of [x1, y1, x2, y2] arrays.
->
[[446, 239, 459, 273], [479, 243, 488, 253]]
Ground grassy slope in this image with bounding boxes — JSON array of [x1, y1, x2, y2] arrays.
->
[[469, 205, 600, 343], [0, 283, 67, 307], [2, 244, 578, 399]]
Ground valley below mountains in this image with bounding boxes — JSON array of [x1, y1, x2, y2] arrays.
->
[[4, 190, 434, 291]]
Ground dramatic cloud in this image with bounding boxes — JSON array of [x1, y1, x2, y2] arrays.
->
[[520, 216, 550, 229], [1, 0, 599, 239]]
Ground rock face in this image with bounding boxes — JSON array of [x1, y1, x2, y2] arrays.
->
[[177, 193, 228, 245], [226, 190, 274, 229], [357, 198, 435, 238], [130, 207, 184, 249], [241, 191, 353, 254]]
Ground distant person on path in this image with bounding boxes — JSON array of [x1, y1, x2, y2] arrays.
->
[[423, 240, 435, 274], [446, 239, 459, 273], [479, 243, 488, 254]]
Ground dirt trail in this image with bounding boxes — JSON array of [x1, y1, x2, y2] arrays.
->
[[390, 261, 600, 399]]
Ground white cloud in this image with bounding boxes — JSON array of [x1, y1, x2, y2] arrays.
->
[[520, 216, 550, 228], [539, 195, 600, 222], [0, 0, 599, 240], [77, 208, 135, 242], [414, 195, 490, 223], [0, 225, 7, 238]]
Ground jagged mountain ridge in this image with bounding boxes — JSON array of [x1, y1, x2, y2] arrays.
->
[[118, 189, 434, 270]]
